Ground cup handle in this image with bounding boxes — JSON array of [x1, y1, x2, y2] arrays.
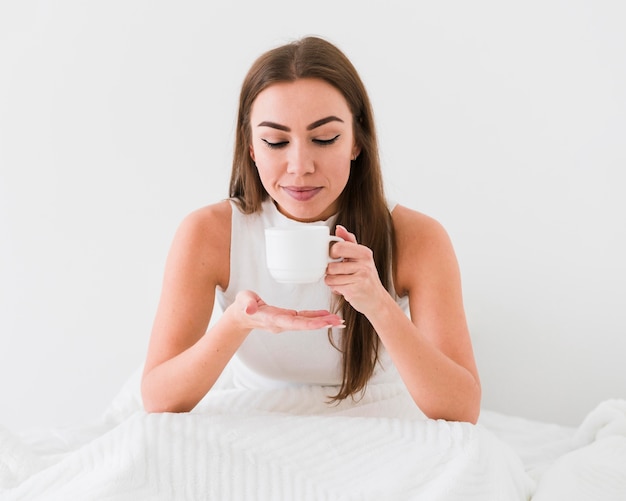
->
[[328, 236, 344, 263]]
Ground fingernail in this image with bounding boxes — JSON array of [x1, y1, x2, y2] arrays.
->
[[325, 324, 346, 329]]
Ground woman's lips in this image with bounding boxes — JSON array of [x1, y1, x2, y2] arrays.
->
[[282, 186, 322, 202]]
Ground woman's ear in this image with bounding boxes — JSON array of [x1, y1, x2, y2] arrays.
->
[[249, 145, 256, 162], [351, 144, 361, 161]]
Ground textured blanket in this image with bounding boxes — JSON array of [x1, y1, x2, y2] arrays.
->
[[1, 371, 534, 500], [532, 399, 626, 501]]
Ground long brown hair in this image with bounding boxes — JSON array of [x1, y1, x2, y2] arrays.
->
[[229, 36, 393, 400]]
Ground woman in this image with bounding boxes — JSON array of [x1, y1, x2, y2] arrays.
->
[[141, 36, 481, 423]]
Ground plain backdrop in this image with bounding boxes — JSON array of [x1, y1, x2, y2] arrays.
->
[[1, 1, 625, 432]]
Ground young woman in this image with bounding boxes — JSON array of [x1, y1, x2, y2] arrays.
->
[[141, 36, 481, 423]]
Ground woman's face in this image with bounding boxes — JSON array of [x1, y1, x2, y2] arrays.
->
[[249, 78, 360, 222]]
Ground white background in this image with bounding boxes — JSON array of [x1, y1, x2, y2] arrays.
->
[[1, 1, 624, 432]]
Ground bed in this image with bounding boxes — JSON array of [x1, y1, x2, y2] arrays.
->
[[1, 365, 625, 501]]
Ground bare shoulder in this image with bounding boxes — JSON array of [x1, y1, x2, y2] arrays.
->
[[169, 199, 232, 290], [391, 204, 450, 242], [175, 200, 232, 255], [391, 204, 458, 296], [391, 204, 454, 260], [180, 199, 232, 236]]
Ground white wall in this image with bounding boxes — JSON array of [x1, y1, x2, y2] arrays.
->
[[1, 1, 624, 432]]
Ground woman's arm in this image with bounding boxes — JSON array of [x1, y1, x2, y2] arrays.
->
[[325, 206, 481, 423], [141, 201, 343, 413], [141, 201, 235, 413]]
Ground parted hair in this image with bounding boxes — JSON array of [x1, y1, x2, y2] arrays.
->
[[229, 36, 393, 401]]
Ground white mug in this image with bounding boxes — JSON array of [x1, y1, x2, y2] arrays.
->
[[264, 226, 344, 283]]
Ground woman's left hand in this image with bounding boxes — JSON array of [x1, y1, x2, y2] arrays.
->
[[324, 225, 388, 314]]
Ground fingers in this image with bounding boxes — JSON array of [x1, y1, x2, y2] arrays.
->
[[235, 290, 345, 332], [268, 312, 344, 333], [330, 225, 356, 259], [326, 248, 373, 287], [284, 314, 345, 330], [335, 224, 357, 243], [296, 309, 334, 318], [287, 309, 344, 327], [331, 225, 375, 263], [325, 258, 361, 278], [325, 228, 383, 313], [296, 310, 345, 330]]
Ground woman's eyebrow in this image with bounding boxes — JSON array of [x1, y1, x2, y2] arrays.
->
[[256, 116, 344, 132], [257, 121, 290, 131], [307, 116, 344, 130]]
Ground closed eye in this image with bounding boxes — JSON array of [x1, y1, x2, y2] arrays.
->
[[262, 139, 288, 149], [313, 134, 340, 146]]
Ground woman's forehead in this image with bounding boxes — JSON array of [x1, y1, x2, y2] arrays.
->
[[250, 78, 352, 125]]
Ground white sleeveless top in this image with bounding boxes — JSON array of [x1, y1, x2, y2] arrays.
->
[[215, 199, 409, 390]]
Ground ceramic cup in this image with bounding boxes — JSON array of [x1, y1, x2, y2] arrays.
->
[[264, 226, 344, 283]]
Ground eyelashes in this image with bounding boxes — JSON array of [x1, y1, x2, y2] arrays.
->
[[262, 134, 341, 150], [314, 135, 340, 146], [262, 139, 288, 149]]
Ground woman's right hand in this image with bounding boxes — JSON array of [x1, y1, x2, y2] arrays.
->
[[231, 290, 344, 333]]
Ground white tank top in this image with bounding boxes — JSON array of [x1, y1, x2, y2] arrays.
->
[[215, 199, 409, 390]]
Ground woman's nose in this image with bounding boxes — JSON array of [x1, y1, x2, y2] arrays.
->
[[286, 143, 315, 175]]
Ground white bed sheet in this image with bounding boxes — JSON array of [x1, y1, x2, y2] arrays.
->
[[1, 368, 625, 500]]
